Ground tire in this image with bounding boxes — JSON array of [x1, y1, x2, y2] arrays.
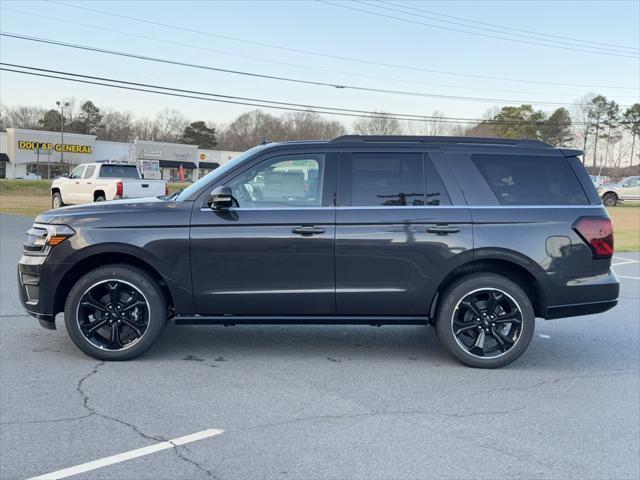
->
[[602, 192, 618, 207], [94, 195, 106, 202], [52, 192, 65, 209], [64, 264, 167, 361], [435, 274, 535, 368]]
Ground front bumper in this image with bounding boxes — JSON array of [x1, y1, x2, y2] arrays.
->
[[18, 254, 68, 329]]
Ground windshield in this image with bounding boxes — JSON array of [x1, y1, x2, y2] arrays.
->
[[175, 144, 271, 201]]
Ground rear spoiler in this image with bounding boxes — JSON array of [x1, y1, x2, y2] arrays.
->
[[559, 148, 583, 157]]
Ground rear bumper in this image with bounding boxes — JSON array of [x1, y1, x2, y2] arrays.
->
[[544, 268, 619, 319]]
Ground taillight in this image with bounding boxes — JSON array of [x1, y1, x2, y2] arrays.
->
[[165, 183, 169, 196], [573, 217, 614, 259], [116, 181, 123, 197]]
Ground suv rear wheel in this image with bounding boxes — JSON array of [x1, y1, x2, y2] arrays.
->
[[435, 274, 535, 368], [64, 264, 167, 360], [602, 192, 618, 207]]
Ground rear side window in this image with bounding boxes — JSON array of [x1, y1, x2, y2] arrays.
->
[[340, 152, 425, 206], [472, 154, 589, 205], [83, 165, 95, 179], [99, 165, 140, 179]]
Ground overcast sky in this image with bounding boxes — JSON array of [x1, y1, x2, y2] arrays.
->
[[1, 0, 638, 127]]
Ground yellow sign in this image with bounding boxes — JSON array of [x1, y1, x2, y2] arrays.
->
[[18, 141, 92, 154]]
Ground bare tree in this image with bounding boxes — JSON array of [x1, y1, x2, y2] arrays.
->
[[571, 93, 597, 162], [217, 110, 285, 150], [281, 111, 345, 140], [1, 104, 46, 130], [98, 109, 135, 142], [153, 109, 188, 143], [133, 116, 158, 141], [352, 111, 403, 135]]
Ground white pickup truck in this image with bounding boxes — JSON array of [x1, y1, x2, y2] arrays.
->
[[51, 163, 167, 208]]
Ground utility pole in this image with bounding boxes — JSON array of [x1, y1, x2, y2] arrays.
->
[[56, 101, 69, 164]]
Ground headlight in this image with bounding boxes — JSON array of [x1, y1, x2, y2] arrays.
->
[[24, 223, 75, 254]]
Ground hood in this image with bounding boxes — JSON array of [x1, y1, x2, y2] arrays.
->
[[35, 197, 171, 226]]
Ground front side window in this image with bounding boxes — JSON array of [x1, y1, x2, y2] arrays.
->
[[227, 154, 325, 208], [340, 152, 425, 206], [69, 166, 85, 179], [472, 154, 589, 205]]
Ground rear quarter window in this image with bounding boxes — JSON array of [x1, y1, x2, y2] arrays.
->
[[472, 154, 589, 205]]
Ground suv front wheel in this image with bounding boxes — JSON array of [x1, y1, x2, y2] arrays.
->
[[435, 274, 535, 368], [64, 264, 167, 361]]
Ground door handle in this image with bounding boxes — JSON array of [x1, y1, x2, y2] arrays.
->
[[427, 225, 460, 234], [292, 226, 325, 235]]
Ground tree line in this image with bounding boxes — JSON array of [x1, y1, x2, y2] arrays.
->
[[1, 95, 639, 168]]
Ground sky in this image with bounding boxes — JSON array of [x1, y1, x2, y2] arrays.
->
[[0, 0, 639, 128]]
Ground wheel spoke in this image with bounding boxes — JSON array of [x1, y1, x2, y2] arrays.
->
[[494, 315, 522, 325], [489, 329, 508, 352], [455, 324, 479, 336], [80, 293, 107, 312], [486, 291, 504, 315], [109, 323, 123, 348], [106, 281, 121, 305], [84, 318, 108, 335], [121, 318, 143, 336], [468, 330, 486, 355], [461, 299, 483, 318]]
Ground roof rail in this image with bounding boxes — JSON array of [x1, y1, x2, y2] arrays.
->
[[330, 135, 553, 148]]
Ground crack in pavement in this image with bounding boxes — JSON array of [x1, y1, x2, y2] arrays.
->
[[73, 361, 219, 479], [0, 413, 94, 426], [475, 370, 636, 395]]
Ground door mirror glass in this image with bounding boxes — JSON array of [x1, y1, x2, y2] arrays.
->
[[207, 185, 234, 210]]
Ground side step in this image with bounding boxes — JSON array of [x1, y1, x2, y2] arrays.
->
[[173, 315, 429, 326]]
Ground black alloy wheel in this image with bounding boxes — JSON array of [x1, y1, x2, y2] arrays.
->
[[65, 264, 167, 360], [451, 288, 523, 358], [77, 279, 150, 351], [435, 274, 535, 368]]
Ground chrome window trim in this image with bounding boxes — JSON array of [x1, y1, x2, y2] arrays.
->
[[200, 204, 604, 212]]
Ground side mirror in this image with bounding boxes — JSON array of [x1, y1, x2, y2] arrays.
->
[[61, 173, 70, 178], [207, 185, 234, 210]]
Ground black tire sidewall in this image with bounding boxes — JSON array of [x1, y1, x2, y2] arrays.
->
[[64, 264, 167, 361], [435, 274, 535, 368], [603, 193, 617, 206], [52, 193, 63, 208]]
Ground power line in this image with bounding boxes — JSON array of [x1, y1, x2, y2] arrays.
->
[[365, 0, 638, 54], [4, 6, 625, 99], [318, 0, 640, 59], [2, 32, 632, 108], [377, 0, 639, 52], [40, 1, 639, 91], [3, 64, 618, 126]]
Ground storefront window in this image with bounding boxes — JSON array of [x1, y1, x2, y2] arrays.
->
[[166, 168, 193, 183], [26, 162, 74, 179]]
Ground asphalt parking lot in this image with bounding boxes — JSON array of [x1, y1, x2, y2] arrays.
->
[[1, 212, 638, 480]]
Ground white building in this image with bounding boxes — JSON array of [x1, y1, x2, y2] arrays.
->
[[0, 128, 242, 180]]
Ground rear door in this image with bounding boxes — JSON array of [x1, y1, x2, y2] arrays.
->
[[335, 148, 473, 316]]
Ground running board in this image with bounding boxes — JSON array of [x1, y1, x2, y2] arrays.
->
[[173, 315, 429, 326]]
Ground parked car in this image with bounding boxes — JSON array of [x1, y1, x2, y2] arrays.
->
[[19, 136, 618, 368], [597, 176, 640, 206], [51, 163, 167, 208]]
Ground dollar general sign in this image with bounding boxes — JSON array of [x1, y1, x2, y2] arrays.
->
[[18, 141, 92, 154]]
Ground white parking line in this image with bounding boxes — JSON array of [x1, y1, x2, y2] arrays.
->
[[27, 429, 224, 480], [612, 256, 640, 266], [617, 275, 640, 280]]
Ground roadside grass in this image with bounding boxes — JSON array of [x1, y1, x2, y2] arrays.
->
[[0, 179, 638, 251]]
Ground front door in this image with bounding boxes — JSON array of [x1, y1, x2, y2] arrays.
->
[[190, 152, 336, 316], [335, 149, 473, 316], [620, 177, 640, 201]]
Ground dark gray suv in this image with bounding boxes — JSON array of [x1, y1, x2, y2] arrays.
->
[[18, 136, 619, 368]]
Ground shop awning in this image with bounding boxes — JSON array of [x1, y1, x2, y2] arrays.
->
[[158, 160, 197, 169], [0, 153, 9, 162], [199, 162, 219, 169]]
